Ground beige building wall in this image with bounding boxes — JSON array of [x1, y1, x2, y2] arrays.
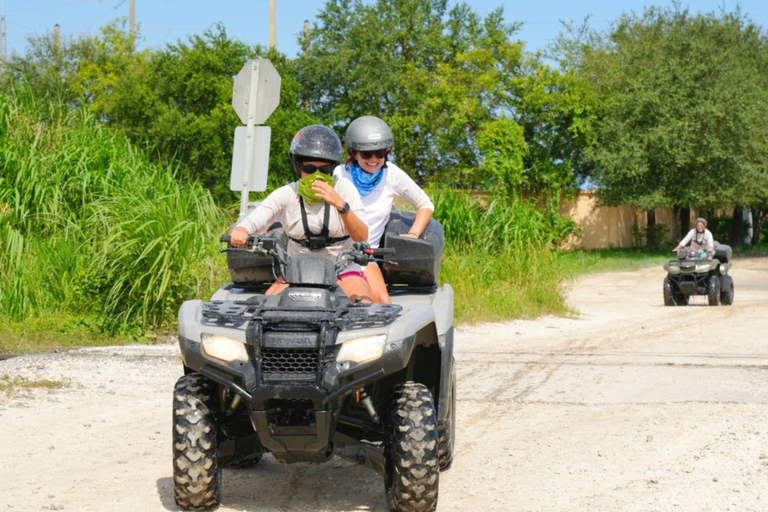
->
[[561, 191, 677, 250]]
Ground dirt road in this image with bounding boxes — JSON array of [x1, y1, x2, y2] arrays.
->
[[2, 258, 767, 511]]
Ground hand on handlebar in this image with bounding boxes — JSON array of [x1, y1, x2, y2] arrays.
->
[[229, 227, 250, 247]]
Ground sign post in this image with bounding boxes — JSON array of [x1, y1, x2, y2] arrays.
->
[[230, 59, 281, 220]]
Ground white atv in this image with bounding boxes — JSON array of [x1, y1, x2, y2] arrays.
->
[[173, 210, 455, 512]]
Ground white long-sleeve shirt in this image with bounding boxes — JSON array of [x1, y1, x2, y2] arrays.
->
[[678, 228, 714, 251], [334, 162, 434, 248]]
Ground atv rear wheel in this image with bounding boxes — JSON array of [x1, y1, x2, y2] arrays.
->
[[173, 373, 222, 511], [437, 366, 456, 471], [385, 382, 440, 512], [707, 274, 720, 306], [720, 278, 735, 306]]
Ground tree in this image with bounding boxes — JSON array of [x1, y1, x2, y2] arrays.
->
[[93, 25, 316, 201], [572, 6, 768, 223], [3, 21, 318, 204], [296, 0, 525, 189]]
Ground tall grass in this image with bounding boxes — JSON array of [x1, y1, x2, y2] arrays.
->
[[0, 90, 227, 339], [433, 189, 578, 323]]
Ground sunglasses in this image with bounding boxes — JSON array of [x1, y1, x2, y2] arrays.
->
[[298, 162, 335, 175], [357, 149, 389, 159]]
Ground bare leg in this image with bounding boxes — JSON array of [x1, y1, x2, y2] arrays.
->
[[338, 276, 373, 304], [364, 263, 391, 304]]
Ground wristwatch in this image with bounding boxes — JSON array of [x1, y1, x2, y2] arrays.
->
[[337, 202, 350, 214]]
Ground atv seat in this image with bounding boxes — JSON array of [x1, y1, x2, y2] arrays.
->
[[226, 225, 287, 286], [713, 242, 732, 264], [380, 210, 444, 288]]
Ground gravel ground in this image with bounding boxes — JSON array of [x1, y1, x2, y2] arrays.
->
[[1, 257, 767, 512]]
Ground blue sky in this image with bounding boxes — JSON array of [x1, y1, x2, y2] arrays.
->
[[3, 0, 767, 59]]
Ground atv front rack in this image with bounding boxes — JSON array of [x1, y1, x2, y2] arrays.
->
[[201, 299, 402, 329]]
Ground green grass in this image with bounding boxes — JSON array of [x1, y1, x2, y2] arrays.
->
[[558, 247, 671, 278], [733, 242, 768, 257], [0, 89, 228, 344], [434, 190, 578, 324], [0, 374, 70, 396]]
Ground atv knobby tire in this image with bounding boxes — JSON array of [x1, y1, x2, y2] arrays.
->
[[707, 274, 720, 306], [385, 382, 440, 512], [720, 278, 735, 306], [663, 277, 688, 306], [437, 366, 456, 471], [173, 373, 221, 510]]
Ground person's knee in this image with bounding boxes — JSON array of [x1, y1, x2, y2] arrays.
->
[[373, 288, 391, 304]]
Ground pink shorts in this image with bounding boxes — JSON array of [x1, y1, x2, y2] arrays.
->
[[339, 271, 368, 281]]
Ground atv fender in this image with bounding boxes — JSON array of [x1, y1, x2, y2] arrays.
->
[[431, 284, 455, 336], [436, 327, 455, 423]]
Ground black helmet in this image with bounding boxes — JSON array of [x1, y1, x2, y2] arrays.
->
[[344, 116, 394, 151], [289, 125, 343, 176]]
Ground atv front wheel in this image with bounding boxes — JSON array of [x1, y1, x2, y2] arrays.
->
[[385, 382, 440, 512], [173, 373, 222, 510], [707, 275, 720, 306], [437, 366, 456, 471], [663, 277, 688, 306], [720, 278, 735, 306]]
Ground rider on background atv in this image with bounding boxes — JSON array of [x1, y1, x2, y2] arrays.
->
[[674, 217, 715, 254], [229, 124, 373, 302]]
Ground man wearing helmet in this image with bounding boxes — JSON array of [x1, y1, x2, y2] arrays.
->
[[230, 125, 373, 302], [335, 116, 434, 304], [674, 217, 715, 253]]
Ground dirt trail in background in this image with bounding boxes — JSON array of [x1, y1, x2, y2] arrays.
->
[[2, 258, 767, 511]]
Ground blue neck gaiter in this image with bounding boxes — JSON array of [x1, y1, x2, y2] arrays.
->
[[347, 161, 384, 197]]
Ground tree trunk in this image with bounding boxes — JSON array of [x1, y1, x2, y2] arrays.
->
[[751, 209, 765, 245], [680, 207, 690, 235], [646, 209, 656, 249], [730, 206, 743, 248]]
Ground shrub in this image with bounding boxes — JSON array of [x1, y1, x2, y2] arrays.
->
[[0, 90, 226, 334]]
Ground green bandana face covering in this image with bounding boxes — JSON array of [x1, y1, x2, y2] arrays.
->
[[297, 171, 334, 204]]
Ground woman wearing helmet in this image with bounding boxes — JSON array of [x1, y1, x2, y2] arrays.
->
[[230, 125, 373, 302], [335, 116, 434, 304], [674, 217, 714, 253]]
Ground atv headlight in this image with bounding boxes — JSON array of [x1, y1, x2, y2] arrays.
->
[[202, 334, 248, 363], [336, 334, 387, 365]]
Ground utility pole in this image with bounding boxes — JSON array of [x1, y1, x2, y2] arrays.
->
[[303, 20, 310, 111], [129, 0, 135, 53], [54, 23, 61, 66], [1, 0, 6, 63], [269, 0, 276, 49]]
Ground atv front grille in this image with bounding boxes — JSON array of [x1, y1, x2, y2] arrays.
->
[[261, 347, 318, 382]]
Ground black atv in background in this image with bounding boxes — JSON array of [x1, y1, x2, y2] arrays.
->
[[173, 211, 455, 512]]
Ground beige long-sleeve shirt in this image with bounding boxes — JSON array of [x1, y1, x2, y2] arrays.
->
[[236, 178, 366, 261]]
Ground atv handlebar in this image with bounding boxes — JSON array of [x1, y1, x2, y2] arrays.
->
[[337, 242, 398, 269], [219, 235, 397, 280], [219, 234, 280, 254]]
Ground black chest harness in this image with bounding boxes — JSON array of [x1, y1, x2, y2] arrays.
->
[[289, 197, 350, 250], [692, 231, 707, 246]]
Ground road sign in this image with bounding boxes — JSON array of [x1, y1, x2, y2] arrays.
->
[[231, 59, 281, 125], [230, 126, 271, 193]]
